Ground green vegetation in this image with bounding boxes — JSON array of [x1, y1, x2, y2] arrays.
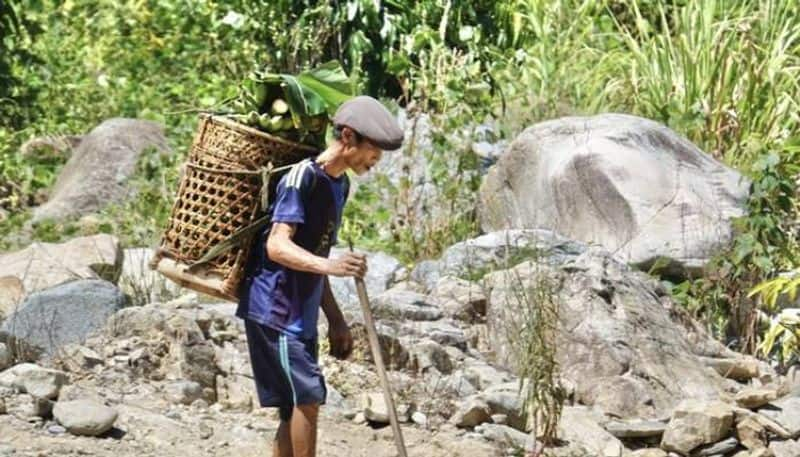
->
[[1, 0, 800, 362]]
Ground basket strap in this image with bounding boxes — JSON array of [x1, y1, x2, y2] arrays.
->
[[186, 213, 272, 273]]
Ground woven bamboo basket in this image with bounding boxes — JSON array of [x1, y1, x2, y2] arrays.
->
[[150, 113, 318, 302]]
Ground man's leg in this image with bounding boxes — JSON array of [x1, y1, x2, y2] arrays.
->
[[289, 403, 319, 457], [273, 419, 292, 457]]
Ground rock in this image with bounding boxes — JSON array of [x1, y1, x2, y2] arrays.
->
[[349, 321, 409, 370], [0, 276, 24, 321], [58, 344, 104, 373], [410, 260, 442, 292], [485, 240, 726, 419], [735, 388, 778, 409], [661, 400, 735, 455], [429, 276, 487, 321], [700, 357, 760, 381], [215, 374, 255, 412], [474, 423, 533, 450], [757, 397, 800, 438], [482, 383, 527, 431], [32, 118, 170, 222], [406, 339, 453, 374], [558, 406, 625, 457], [47, 423, 66, 434], [118, 248, 182, 305], [451, 397, 491, 428], [5, 393, 53, 418], [164, 380, 203, 405], [372, 288, 442, 321], [411, 411, 427, 426], [0, 343, 11, 371], [52, 399, 118, 436], [736, 417, 767, 450], [328, 248, 404, 319], [478, 113, 749, 278], [1, 279, 128, 355], [0, 363, 68, 399], [0, 234, 122, 297], [604, 419, 667, 439], [692, 437, 739, 456], [358, 392, 408, 424], [768, 439, 800, 457]]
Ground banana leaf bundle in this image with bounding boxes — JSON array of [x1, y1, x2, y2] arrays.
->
[[226, 61, 354, 149]]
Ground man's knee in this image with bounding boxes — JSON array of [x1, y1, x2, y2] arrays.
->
[[295, 403, 320, 418]]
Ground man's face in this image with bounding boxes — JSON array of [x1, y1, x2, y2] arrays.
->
[[342, 129, 384, 175]]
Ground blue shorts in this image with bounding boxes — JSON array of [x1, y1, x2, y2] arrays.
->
[[244, 319, 327, 421]]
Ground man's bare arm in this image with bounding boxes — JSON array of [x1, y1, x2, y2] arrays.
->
[[320, 276, 346, 326], [266, 222, 365, 277]]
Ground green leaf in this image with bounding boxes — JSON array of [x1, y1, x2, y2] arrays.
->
[[296, 60, 354, 111]]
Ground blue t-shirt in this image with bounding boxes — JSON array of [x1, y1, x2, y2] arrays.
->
[[235, 158, 350, 339]]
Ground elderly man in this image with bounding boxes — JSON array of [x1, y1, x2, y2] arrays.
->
[[236, 96, 404, 457]]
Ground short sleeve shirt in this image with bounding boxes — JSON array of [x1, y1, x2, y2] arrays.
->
[[235, 158, 350, 339]]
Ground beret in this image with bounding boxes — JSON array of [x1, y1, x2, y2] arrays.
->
[[332, 96, 404, 150]]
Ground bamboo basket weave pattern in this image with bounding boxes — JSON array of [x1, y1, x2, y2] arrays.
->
[[152, 113, 317, 301]]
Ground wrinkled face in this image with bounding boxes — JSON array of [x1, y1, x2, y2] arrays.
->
[[341, 127, 384, 175]]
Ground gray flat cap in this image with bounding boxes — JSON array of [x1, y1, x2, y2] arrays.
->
[[332, 95, 404, 150]]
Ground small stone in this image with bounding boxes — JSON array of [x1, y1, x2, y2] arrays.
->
[[199, 421, 213, 439], [661, 400, 735, 455], [411, 412, 427, 426], [353, 412, 366, 424], [736, 416, 767, 450], [53, 399, 118, 436], [736, 388, 778, 409], [692, 437, 739, 456], [47, 424, 66, 434], [190, 398, 209, 410], [491, 414, 508, 425], [451, 397, 491, 428]]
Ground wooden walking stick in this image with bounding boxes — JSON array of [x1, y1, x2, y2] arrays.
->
[[348, 239, 409, 457]]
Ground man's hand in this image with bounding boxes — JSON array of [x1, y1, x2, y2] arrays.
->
[[326, 252, 367, 278], [328, 320, 353, 360]]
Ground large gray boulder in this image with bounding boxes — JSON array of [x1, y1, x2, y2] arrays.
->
[[481, 230, 728, 419], [32, 118, 169, 222], [0, 234, 122, 308], [1, 279, 128, 355], [479, 114, 749, 277]]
